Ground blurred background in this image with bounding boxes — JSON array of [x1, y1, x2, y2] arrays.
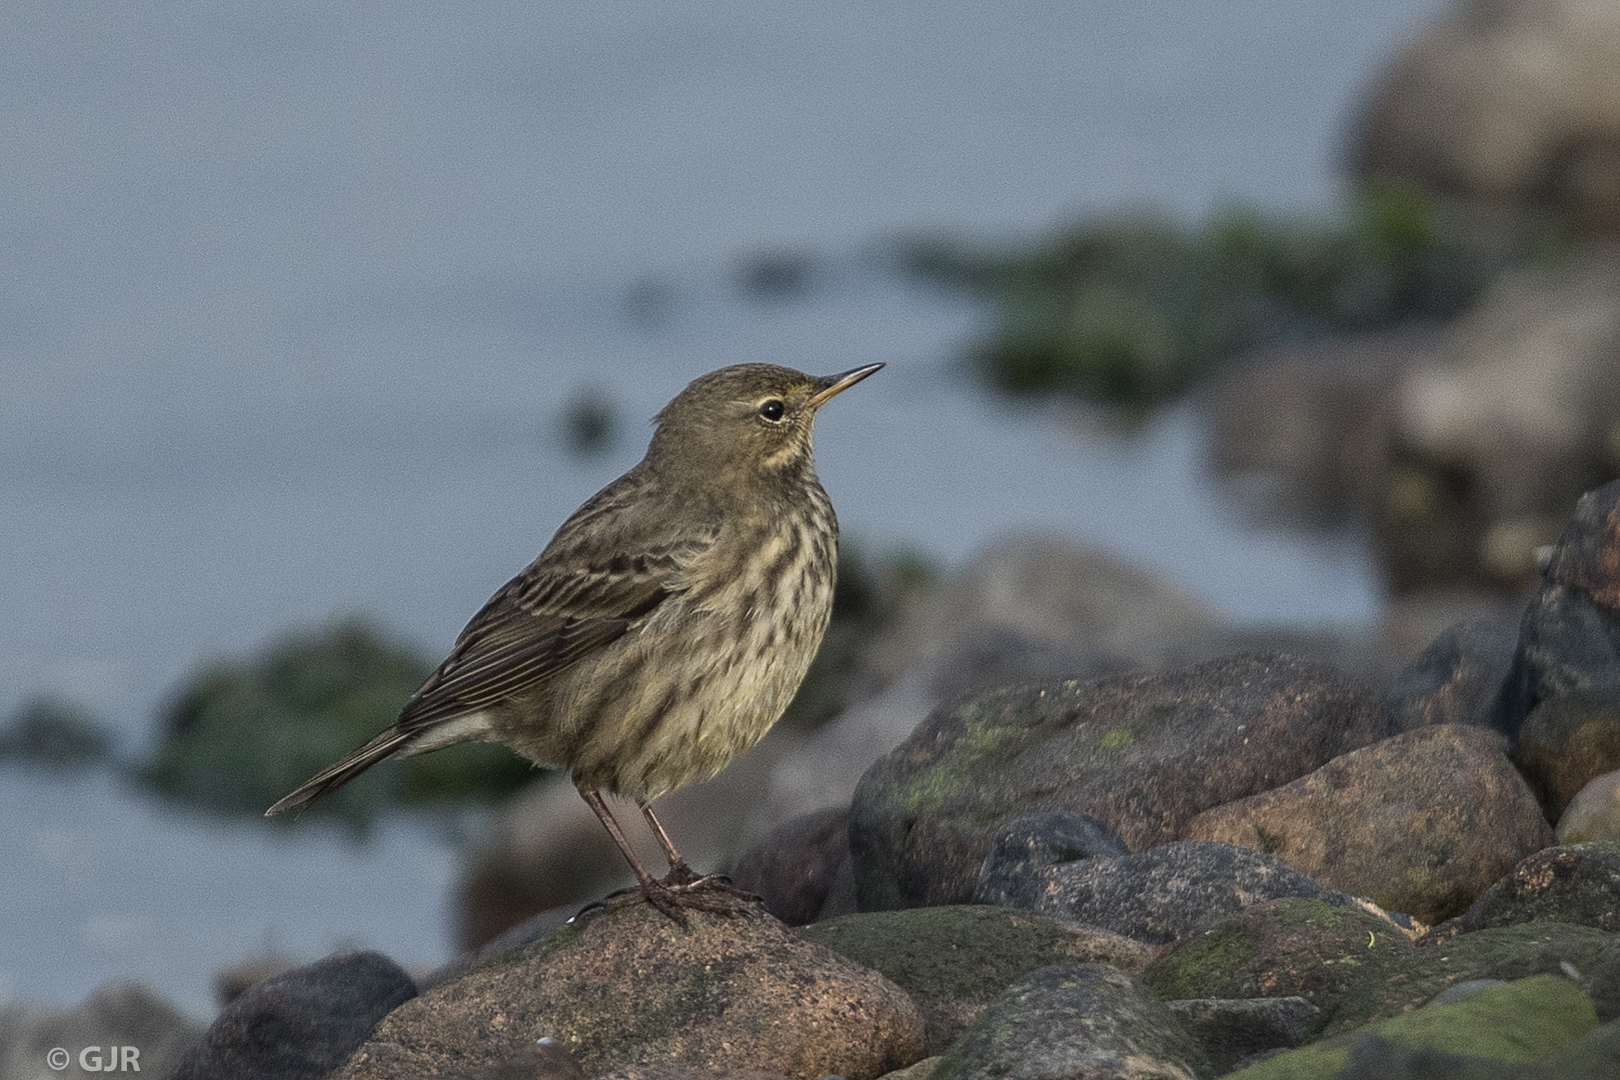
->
[[5, 0, 1619, 1045]]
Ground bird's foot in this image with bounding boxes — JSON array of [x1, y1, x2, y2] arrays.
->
[[578, 873, 762, 926]]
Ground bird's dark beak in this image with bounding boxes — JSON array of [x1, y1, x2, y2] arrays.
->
[[807, 363, 884, 409]]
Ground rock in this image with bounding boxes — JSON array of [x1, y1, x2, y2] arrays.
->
[[1226, 975, 1596, 1079], [596, 1067, 795, 1080], [849, 654, 1393, 911], [798, 905, 1153, 1054], [1448, 841, 1620, 934], [212, 953, 301, 1008], [0, 980, 202, 1080], [486, 1038, 588, 1079], [1585, 944, 1620, 1022], [1516, 690, 1620, 820], [1163, 997, 1317, 1076], [729, 807, 850, 926], [748, 624, 1134, 844], [878, 1059, 941, 1080], [1147, 897, 1616, 1040], [1348, 0, 1620, 233], [929, 964, 1209, 1080], [1015, 840, 1349, 946], [1500, 477, 1620, 808], [1557, 768, 1620, 843], [337, 895, 927, 1080], [971, 811, 1129, 908], [747, 535, 1221, 848], [1384, 619, 1521, 733], [1143, 898, 1410, 1037], [1183, 724, 1552, 924], [1381, 257, 1620, 596], [455, 726, 797, 948], [1426, 978, 1508, 1007], [170, 950, 418, 1080], [1533, 1018, 1620, 1079]]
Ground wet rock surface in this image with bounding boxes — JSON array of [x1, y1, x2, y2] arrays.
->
[[170, 950, 418, 1080]]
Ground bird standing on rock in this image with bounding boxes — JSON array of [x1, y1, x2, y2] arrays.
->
[[267, 362, 883, 921]]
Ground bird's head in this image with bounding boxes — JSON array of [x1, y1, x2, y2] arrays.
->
[[646, 362, 883, 482]]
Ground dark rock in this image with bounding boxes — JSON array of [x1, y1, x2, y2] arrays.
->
[[971, 811, 1128, 908], [0, 981, 201, 1080], [1147, 898, 1616, 1041], [1385, 620, 1521, 734], [1183, 724, 1553, 924], [729, 807, 850, 926], [213, 953, 300, 1007], [849, 654, 1393, 911], [1450, 841, 1620, 934], [798, 905, 1152, 1055], [1516, 690, 1620, 819], [929, 964, 1209, 1080], [1015, 840, 1347, 946], [1164, 996, 1317, 1076], [1496, 478, 1620, 748], [170, 950, 417, 1080], [336, 894, 926, 1080], [1226, 975, 1596, 1080], [1586, 945, 1620, 1023], [814, 855, 859, 922]]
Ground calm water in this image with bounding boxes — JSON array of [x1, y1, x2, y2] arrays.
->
[[2, 0, 1442, 1021]]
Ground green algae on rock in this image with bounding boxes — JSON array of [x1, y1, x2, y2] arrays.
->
[[799, 905, 1152, 1054]]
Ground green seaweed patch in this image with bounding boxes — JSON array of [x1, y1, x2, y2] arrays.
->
[[1098, 729, 1134, 750]]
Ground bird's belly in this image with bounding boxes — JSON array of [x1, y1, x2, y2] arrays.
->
[[547, 569, 831, 802]]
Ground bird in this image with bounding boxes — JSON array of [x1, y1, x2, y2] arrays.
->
[[267, 361, 883, 921]]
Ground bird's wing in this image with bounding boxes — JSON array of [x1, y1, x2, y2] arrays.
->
[[395, 508, 720, 732]]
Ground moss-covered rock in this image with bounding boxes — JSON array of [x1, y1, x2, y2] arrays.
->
[[799, 905, 1152, 1053], [931, 964, 1209, 1080], [1454, 842, 1620, 934], [850, 654, 1391, 911], [1146, 898, 1619, 1041], [1226, 975, 1597, 1079], [1143, 898, 1410, 1038]]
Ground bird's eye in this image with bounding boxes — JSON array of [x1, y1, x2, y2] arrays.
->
[[759, 399, 785, 422]]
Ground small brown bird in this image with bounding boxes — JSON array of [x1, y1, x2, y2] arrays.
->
[[267, 362, 882, 920]]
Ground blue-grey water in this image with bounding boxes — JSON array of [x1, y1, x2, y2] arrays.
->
[[3, 0, 1445, 1021]]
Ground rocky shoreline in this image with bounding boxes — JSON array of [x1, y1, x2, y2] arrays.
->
[[53, 475, 1611, 1078]]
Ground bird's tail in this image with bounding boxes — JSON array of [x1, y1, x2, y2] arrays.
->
[[264, 726, 418, 817]]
